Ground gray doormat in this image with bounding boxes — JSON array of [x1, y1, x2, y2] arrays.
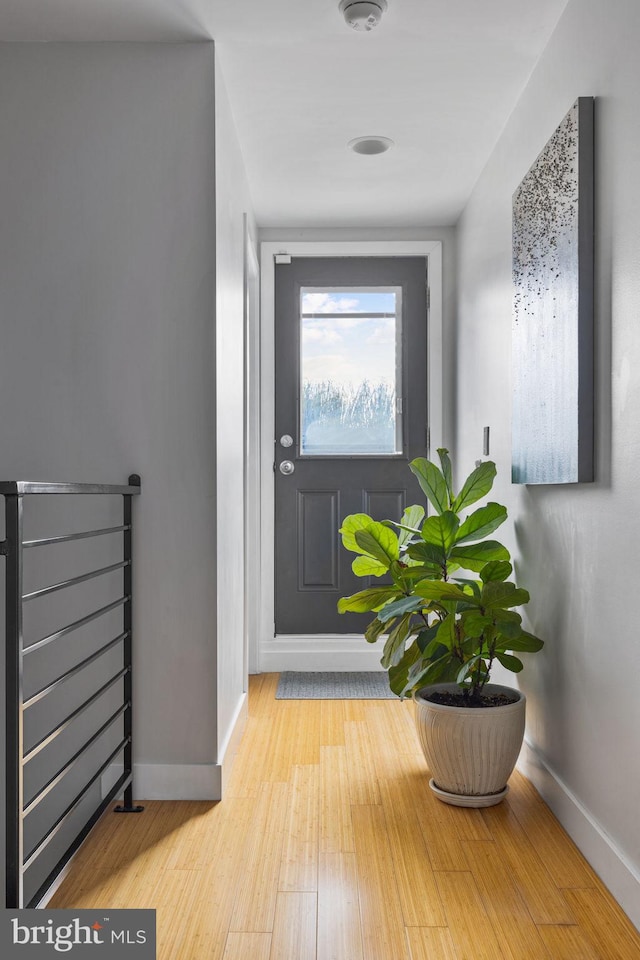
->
[[276, 671, 395, 699]]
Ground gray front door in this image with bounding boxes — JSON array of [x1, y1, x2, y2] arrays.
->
[[275, 257, 428, 634]]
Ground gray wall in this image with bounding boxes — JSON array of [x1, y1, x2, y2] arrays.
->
[[0, 41, 221, 899], [454, 0, 640, 926]]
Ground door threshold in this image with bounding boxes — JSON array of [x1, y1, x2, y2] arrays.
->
[[260, 634, 386, 672]]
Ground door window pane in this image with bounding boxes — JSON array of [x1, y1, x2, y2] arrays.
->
[[300, 287, 402, 455]]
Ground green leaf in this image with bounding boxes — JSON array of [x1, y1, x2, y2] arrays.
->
[[480, 560, 513, 583], [521, 630, 544, 649], [435, 616, 456, 650], [352, 555, 388, 578], [481, 581, 530, 609], [452, 460, 497, 512], [354, 525, 399, 567], [460, 611, 493, 638], [381, 615, 412, 669], [389, 643, 421, 697], [438, 448, 454, 500], [377, 596, 425, 622], [449, 540, 510, 573], [406, 541, 446, 567], [421, 512, 460, 553], [396, 564, 442, 581], [409, 458, 449, 514], [414, 580, 472, 603], [455, 502, 507, 545], [493, 616, 524, 640], [453, 578, 482, 599], [339, 514, 376, 555], [495, 652, 524, 673], [492, 609, 522, 624], [457, 654, 485, 685], [388, 561, 413, 589], [416, 625, 441, 652], [388, 641, 424, 697], [337, 586, 400, 614], [406, 652, 460, 692], [396, 505, 425, 548], [364, 617, 387, 644], [496, 631, 544, 653]]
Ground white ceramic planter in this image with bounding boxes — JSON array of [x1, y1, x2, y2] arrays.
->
[[413, 682, 526, 807]]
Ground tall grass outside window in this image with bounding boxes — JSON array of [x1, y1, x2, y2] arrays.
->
[[302, 380, 397, 454]]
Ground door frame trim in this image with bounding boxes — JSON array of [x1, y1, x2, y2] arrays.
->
[[258, 240, 443, 671], [244, 217, 261, 678]]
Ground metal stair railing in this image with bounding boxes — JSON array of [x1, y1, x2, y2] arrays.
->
[[1, 476, 142, 908]]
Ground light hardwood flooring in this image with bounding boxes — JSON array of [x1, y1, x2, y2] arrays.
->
[[50, 673, 640, 959]]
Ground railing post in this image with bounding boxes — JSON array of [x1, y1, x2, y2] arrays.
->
[[4, 493, 25, 907], [114, 474, 143, 814]]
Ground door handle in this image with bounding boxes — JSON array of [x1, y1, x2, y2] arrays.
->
[[279, 460, 295, 476]]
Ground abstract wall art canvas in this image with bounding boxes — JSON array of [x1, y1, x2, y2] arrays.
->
[[512, 97, 594, 484]]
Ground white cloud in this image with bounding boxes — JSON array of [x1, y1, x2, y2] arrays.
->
[[301, 311, 397, 387], [332, 315, 371, 329], [302, 327, 342, 345], [302, 292, 360, 314], [302, 316, 371, 344], [303, 354, 360, 385], [366, 318, 396, 345]]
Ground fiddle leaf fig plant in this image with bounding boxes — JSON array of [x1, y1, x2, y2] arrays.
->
[[337, 449, 543, 701]]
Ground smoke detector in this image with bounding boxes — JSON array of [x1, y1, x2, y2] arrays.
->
[[339, 0, 388, 32]]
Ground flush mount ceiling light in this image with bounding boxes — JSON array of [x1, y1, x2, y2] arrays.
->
[[348, 136, 394, 155], [339, 0, 388, 32]]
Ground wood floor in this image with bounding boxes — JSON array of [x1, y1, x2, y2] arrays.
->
[[50, 673, 640, 959]]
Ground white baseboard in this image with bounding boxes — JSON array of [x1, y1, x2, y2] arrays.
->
[[122, 762, 222, 801], [518, 738, 640, 931], [102, 694, 250, 802], [217, 690, 248, 795], [259, 634, 386, 672], [101, 695, 250, 803]]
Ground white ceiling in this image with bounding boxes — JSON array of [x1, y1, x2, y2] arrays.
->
[[0, 0, 570, 227]]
